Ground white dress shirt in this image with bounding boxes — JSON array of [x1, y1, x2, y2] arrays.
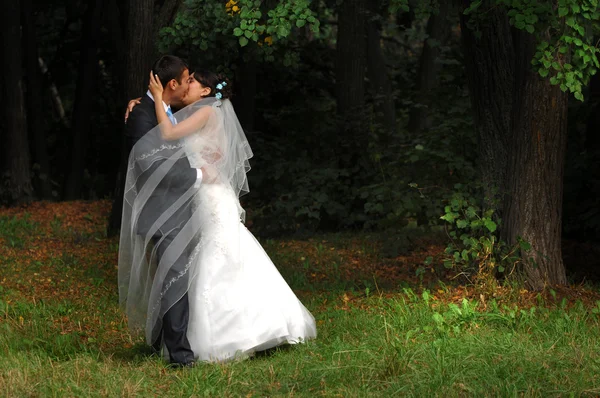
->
[[146, 91, 203, 186]]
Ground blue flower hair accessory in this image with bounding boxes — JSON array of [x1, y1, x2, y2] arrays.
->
[[215, 81, 227, 100]]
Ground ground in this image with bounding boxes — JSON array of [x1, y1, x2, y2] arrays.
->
[[2, 201, 600, 396]]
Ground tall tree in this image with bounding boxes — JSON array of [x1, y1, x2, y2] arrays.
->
[[22, 0, 53, 199], [366, 1, 396, 134], [64, 0, 105, 200], [502, 29, 569, 288], [459, 3, 513, 204], [336, 0, 368, 116], [1, 0, 33, 204], [108, 0, 182, 234], [408, 0, 453, 133], [123, 0, 156, 105], [458, 0, 598, 289]]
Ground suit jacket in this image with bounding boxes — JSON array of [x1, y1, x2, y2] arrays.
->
[[126, 95, 196, 236]]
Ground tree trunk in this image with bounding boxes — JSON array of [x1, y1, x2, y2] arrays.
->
[[107, 0, 164, 235], [1, 0, 33, 204], [408, 0, 452, 133], [106, 0, 129, 237], [64, 0, 104, 200], [124, 0, 154, 104], [460, 1, 567, 289], [21, 0, 53, 199], [366, 2, 396, 134], [154, 0, 182, 42], [39, 57, 70, 128], [336, 0, 367, 116], [459, 2, 513, 206], [502, 30, 568, 289]]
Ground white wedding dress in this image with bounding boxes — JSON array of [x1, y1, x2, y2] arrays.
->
[[182, 182, 317, 362]]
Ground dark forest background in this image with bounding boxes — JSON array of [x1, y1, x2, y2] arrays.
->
[[1, 0, 600, 290]]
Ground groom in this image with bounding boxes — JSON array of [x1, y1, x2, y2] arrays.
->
[[125, 54, 201, 367]]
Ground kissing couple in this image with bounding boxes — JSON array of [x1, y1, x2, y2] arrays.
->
[[118, 55, 316, 367]]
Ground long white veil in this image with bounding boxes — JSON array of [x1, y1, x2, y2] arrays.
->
[[118, 97, 253, 344]]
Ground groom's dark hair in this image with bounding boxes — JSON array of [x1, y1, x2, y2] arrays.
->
[[152, 55, 189, 85]]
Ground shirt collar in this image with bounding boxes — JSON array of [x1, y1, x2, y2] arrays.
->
[[146, 90, 170, 112]]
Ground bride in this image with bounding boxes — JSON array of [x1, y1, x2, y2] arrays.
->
[[119, 69, 316, 363]]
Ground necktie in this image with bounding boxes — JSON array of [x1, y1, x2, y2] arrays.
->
[[166, 107, 176, 124]]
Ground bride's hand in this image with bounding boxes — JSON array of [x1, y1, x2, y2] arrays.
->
[[148, 71, 164, 100], [124, 97, 141, 124]]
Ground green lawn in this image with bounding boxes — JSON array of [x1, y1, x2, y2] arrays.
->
[[1, 201, 600, 397]]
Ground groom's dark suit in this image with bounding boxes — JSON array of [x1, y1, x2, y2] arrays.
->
[[126, 94, 196, 365]]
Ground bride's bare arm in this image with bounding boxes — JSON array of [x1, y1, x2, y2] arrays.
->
[[148, 71, 213, 141], [161, 107, 213, 141]]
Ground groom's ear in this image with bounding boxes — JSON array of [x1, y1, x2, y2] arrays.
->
[[165, 79, 177, 90]]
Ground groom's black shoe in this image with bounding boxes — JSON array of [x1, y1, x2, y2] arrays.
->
[[168, 360, 196, 369]]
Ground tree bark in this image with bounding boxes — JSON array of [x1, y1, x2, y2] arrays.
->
[[123, 0, 155, 104], [336, 0, 368, 116], [502, 30, 568, 289], [106, 0, 127, 104], [155, 0, 183, 40], [107, 0, 174, 235], [38, 57, 70, 128], [366, 2, 396, 134], [21, 0, 53, 199], [64, 0, 104, 200], [408, 0, 452, 133], [1, 0, 33, 204], [460, 1, 568, 289], [459, 2, 513, 206]]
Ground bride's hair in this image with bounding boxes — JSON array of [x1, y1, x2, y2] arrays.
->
[[192, 69, 233, 99]]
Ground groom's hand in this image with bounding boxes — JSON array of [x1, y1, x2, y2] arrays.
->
[[200, 165, 219, 184], [124, 97, 142, 124]]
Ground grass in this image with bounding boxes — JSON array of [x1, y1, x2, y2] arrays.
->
[[1, 201, 600, 396]]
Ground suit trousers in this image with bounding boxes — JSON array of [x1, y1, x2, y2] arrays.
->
[[152, 227, 195, 364]]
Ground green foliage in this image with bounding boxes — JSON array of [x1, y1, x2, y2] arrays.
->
[[160, 0, 319, 67], [430, 298, 480, 335], [466, 0, 600, 100], [439, 188, 529, 281], [247, 110, 376, 233], [232, 0, 319, 47], [242, 11, 477, 235], [159, 0, 240, 65], [390, 0, 439, 19], [389, 0, 410, 13], [248, 99, 477, 235]]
